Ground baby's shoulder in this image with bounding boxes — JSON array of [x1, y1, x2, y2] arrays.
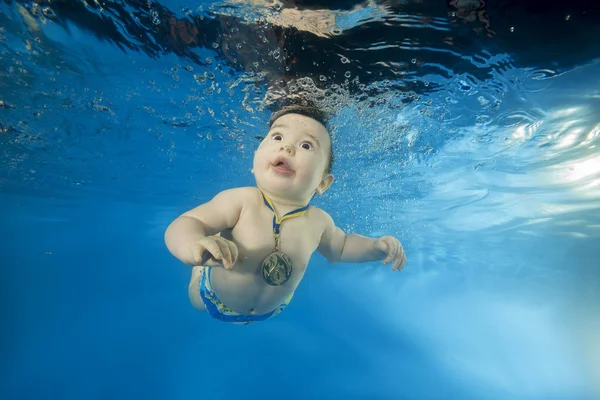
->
[[208, 186, 260, 212], [228, 186, 260, 197], [217, 186, 261, 201], [307, 206, 335, 228], [307, 205, 327, 217]]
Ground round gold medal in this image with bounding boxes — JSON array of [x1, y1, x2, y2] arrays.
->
[[261, 251, 293, 286]]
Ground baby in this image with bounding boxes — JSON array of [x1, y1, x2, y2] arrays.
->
[[165, 104, 406, 324]]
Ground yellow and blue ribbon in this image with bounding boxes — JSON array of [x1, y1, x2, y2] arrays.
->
[[261, 192, 309, 235]]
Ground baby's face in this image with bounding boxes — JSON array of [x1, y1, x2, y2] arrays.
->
[[253, 113, 332, 200]]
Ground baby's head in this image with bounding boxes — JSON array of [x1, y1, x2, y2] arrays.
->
[[252, 103, 335, 202], [268, 105, 334, 174]]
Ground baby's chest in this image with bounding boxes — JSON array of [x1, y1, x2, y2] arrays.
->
[[231, 206, 322, 260]]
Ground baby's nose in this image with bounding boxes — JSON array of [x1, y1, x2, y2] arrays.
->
[[280, 144, 294, 154]]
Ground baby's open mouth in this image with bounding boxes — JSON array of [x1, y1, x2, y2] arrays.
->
[[273, 157, 294, 174]]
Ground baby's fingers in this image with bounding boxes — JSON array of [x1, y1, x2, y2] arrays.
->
[[383, 254, 393, 265], [392, 251, 407, 271], [382, 239, 398, 264], [380, 240, 392, 264], [228, 241, 239, 267], [216, 239, 233, 269], [192, 243, 206, 265], [199, 239, 224, 266]]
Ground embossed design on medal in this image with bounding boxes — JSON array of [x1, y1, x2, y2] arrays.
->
[[261, 233, 293, 286]]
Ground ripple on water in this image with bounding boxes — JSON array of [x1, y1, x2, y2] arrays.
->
[[494, 108, 546, 129], [519, 68, 560, 93]]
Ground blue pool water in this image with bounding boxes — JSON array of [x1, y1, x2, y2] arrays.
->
[[1, 1, 599, 399]]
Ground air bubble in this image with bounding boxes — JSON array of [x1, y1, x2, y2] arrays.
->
[[344, 71, 351, 78], [194, 74, 207, 85], [411, 58, 417, 64], [212, 42, 219, 49], [319, 75, 327, 82], [340, 56, 349, 64], [42, 7, 55, 18]]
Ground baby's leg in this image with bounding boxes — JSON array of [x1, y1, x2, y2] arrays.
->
[[188, 266, 207, 312]]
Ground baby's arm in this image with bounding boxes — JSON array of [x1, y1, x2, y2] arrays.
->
[[317, 211, 406, 271], [165, 187, 250, 267]]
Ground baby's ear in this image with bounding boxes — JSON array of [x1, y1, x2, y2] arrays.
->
[[316, 174, 334, 195]]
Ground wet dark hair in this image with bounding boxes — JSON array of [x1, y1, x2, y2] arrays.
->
[[268, 102, 334, 174], [269, 104, 329, 130]]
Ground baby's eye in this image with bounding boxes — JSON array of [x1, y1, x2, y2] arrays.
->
[[271, 134, 283, 141], [300, 142, 314, 150]]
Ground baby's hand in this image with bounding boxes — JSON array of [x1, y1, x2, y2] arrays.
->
[[191, 236, 238, 270], [374, 236, 406, 271]]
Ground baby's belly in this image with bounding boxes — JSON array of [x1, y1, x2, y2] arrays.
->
[[208, 260, 304, 314]]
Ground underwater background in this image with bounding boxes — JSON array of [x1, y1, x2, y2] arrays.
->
[[1, 0, 599, 399]]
